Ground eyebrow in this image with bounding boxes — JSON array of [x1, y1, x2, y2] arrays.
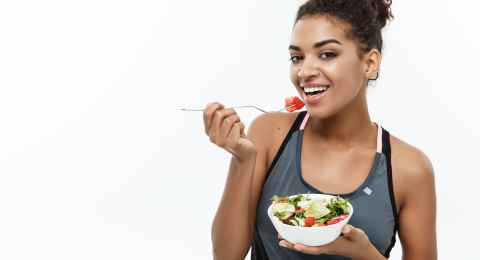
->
[[289, 39, 342, 51]]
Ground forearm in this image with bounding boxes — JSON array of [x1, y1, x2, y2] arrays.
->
[[211, 155, 256, 260], [353, 242, 386, 260]]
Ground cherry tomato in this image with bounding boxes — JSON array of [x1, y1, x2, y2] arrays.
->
[[304, 217, 315, 227], [325, 214, 348, 225]]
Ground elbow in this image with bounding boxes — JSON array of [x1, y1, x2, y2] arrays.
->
[[211, 224, 229, 260], [211, 226, 248, 260], [212, 243, 245, 260]]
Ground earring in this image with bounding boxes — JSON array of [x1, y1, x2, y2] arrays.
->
[[367, 71, 379, 87]]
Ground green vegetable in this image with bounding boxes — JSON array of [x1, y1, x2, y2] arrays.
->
[[289, 218, 300, 226], [287, 194, 306, 208], [327, 196, 350, 215], [274, 211, 293, 220], [271, 195, 289, 203]]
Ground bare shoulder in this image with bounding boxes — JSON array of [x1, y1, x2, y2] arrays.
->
[[389, 134, 437, 258], [389, 134, 436, 208], [247, 112, 300, 162], [390, 134, 434, 177]]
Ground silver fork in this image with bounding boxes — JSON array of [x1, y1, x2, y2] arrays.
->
[[180, 104, 297, 113]]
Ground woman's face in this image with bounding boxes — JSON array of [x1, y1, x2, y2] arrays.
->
[[289, 15, 375, 119]]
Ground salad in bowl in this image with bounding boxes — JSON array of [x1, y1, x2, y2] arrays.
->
[[268, 193, 353, 246]]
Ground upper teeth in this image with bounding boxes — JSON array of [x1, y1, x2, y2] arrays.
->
[[304, 86, 328, 93]]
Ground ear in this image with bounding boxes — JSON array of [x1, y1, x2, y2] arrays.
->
[[364, 49, 381, 80]]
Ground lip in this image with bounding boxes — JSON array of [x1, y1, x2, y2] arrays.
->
[[301, 86, 330, 105], [300, 83, 330, 88]]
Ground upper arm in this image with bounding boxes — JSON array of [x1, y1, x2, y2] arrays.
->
[[246, 114, 272, 227], [396, 149, 437, 260], [246, 112, 295, 230]]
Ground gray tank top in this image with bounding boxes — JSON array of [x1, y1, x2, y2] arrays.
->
[[251, 111, 399, 260]]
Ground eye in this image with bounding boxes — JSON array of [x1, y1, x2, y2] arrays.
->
[[289, 55, 303, 64], [319, 52, 337, 60]]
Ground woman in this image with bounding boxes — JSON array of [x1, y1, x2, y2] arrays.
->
[[203, 0, 437, 259]]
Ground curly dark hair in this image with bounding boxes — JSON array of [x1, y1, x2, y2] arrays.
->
[[295, 0, 393, 55]]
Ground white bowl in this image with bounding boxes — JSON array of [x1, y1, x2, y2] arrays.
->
[[267, 193, 353, 246]]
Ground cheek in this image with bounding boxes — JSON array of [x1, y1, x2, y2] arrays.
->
[[323, 64, 338, 80], [289, 66, 299, 85], [328, 61, 363, 90], [289, 67, 304, 97]]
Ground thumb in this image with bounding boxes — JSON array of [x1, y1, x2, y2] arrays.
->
[[341, 224, 360, 240], [239, 122, 246, 138]]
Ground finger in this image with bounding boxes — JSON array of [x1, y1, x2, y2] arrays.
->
[[219, 114, 240, 140], [341, 224, 363, 241], [277, 233, 284, 241], [342, 224, 353, 235], [211, 108, 236, 142], [292, 243, 326, 255], [239, 120, 246, 138], [278, 240, 294, 250], [225, 121, 243, 149], [203, 103, 223, 134]]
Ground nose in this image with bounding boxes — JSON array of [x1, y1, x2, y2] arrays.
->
[[297, 56, 320, 80]]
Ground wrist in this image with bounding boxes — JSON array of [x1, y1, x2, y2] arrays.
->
[[354, 242, 385, 260], [235, 150, 257, 164], [230, 152, 256, 173]]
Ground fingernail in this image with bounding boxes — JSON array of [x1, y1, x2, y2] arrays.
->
[[343, 225, 352, 233]]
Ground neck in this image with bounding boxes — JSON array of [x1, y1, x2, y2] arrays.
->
[[307, 91, 376, 148]]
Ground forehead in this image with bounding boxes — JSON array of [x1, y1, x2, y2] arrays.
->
[[291, 15, 351, 47]]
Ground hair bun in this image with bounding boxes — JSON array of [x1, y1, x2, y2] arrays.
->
[[371, 0, 393, 29]]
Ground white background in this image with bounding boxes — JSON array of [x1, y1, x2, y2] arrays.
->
[[1, 0, 479, 259]]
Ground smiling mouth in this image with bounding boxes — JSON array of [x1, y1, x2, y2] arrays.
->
[[303, 85, 330, 96]]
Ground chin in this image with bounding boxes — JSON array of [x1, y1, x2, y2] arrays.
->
[[305, 105, 335, 119]]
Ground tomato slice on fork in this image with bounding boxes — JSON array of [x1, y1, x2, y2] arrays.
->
[[284, 96, 305, 112]]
